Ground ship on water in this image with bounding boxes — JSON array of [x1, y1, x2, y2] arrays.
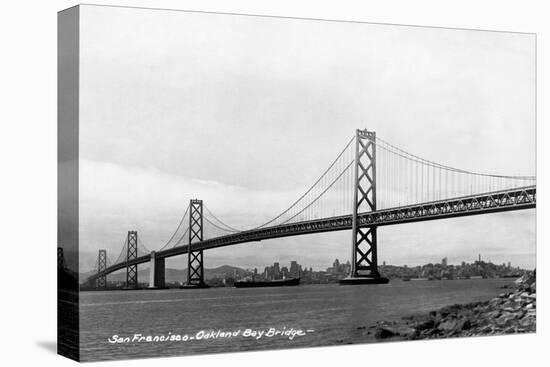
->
[[234, 277, 300, 288], [234, 261, 302, 288]]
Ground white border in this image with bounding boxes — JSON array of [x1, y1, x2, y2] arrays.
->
[[0, 1, 545, 366]]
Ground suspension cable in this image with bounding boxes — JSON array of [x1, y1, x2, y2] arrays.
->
[[204, 205, 242, 232], [280, 160, 354, 225], [254, 135, 355, 229], [375, 136, 535, 180], [160, 204, 190, 249]]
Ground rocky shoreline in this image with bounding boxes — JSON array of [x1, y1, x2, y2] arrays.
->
[[369, 271, 536, 341]]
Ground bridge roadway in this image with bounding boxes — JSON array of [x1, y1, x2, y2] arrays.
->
[[88, 185, 536, 283]]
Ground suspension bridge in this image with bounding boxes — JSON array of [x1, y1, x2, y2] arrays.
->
[[84, 129, 536, 289]]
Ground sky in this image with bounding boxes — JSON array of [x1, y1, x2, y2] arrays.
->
[[78, 5, 536, 272]]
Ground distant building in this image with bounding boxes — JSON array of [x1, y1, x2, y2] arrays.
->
[[382, 260, 386, 266], [441, 257, 448, 267], [273, 262, 280, 279], [290, 260, 300, 277]]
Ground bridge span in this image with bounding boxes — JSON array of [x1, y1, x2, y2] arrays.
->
[[86, 185, 535, 287], [84, 129, 536, 289]]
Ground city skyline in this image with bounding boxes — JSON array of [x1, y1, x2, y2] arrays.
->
[[81, 253, 529, 275], [79, 256, 529, 288]]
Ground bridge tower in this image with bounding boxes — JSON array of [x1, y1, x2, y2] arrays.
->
[[126, 231, 138, 289], [96, 249, 107, 289], [340, 129, 389, 285], [183, 199, 208, 288]]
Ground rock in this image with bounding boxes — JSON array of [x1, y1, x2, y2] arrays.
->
[[424, 328, 440, 337], [519, 316, 534, 328], [438, 319, 459, 332], [475, 304, 490, 313], [440, 318, 471, 334], [415, 319, 435, 331], [478, 325, 492, 334], [495, 314, 515, 327], [485, 310, 501, 320], [368, 274, 536, 341], [394, 325, 417, 338], [458, 319, 472, 331], [374, 327, 397, 339]]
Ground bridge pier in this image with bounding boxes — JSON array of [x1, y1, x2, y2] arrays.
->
[[148, 251, 166, 289], [96, 249, 107, 289], [340, 129, 389, 285], [182, 199, 209, 288], [125, 231, 139, 289]]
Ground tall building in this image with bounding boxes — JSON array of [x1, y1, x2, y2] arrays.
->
[[273, 262, 280, 279], [290, 260, 300, 277], [441, 257, 448, 267], [281, 266, 289, 278]]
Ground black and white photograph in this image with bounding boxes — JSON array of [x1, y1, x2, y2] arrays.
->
[[2, 1, 548, 366], [56, 3, 538, 362]]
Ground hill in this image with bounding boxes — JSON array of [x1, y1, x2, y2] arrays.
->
[[80, 265, 248, 284]]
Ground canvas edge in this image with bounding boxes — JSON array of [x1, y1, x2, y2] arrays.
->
[[57, 4, 80, 362]]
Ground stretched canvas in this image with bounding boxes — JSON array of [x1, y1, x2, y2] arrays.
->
[[58, 4, 536, 362]]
